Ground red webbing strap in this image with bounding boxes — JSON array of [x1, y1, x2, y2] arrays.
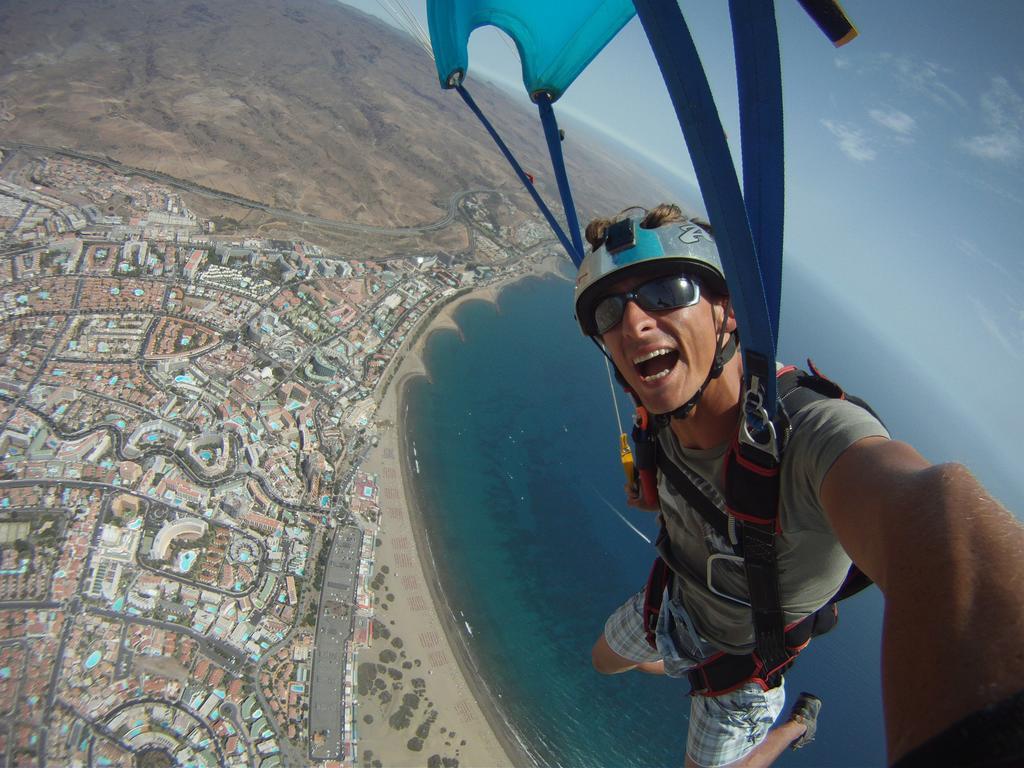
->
[[642, 555, 673, 650]]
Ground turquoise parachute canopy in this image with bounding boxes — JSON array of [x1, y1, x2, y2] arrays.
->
[[427, 0, 635, 100]]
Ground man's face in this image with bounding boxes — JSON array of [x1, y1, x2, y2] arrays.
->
[[597, 270, 730, 416]]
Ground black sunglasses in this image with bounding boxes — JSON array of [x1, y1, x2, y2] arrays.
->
[[591, 274, 701, 335]]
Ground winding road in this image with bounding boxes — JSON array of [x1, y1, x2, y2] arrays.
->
[[3, 141, 503, 239]]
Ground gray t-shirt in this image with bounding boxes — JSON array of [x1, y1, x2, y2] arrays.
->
[[655, 397, 889, 654]]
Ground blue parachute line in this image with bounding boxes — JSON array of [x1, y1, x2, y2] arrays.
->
[[536, 96, 585, 261], [730, 0, 784, 342], [633, 0, 779, 417], [455, 85, 583, 264]]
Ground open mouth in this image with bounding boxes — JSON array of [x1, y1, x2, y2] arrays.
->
[[633, 348, 679, 383]]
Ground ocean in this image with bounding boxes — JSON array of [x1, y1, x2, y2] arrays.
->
[[405, 272, 888, 767]]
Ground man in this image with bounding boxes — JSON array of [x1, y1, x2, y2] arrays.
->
[[575, 204, 1024, 768]]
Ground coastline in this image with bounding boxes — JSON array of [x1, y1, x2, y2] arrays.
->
[[354, 256, 567, 766]]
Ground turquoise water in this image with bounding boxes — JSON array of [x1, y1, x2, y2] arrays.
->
[[405, 274, 886, 767], [85, 651, 102, 670], [179, 550, 197, 572]]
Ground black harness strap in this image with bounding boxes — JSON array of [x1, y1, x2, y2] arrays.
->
[[724, 371, 798, 687], [738, 523, 789, 683], [688, 603, 837, 695], [656, 452, 732, 544]]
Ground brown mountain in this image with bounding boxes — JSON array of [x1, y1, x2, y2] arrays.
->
[[0, 0, 673, 233]]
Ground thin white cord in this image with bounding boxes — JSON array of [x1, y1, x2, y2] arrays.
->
[[604, 356, 625, 437], [375, 0, 434, 59]]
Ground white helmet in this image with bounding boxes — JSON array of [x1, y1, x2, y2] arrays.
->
[[574, 215, 726, 336]]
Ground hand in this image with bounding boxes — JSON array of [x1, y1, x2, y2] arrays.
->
[[625, 481, 660, 512]]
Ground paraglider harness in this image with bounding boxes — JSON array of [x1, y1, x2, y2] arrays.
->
[[635, 362, 880, 696]]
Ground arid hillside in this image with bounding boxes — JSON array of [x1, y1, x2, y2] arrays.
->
[[0, 0, 671, 229]]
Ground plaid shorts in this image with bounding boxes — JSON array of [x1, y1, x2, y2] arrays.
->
[[603, 588, 787, 767], [603, 589, 663, 664], [687, 683, 786, 767]]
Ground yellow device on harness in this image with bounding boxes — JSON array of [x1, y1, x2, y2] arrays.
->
[[620, 432, 635, 485]]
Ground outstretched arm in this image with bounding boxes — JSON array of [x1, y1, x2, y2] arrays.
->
[[820, 436, 1024, 764]]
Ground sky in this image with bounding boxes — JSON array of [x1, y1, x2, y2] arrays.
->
[[341, 0, 1023, 507]]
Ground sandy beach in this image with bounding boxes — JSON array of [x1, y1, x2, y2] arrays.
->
[[353, 258, 566, 767]]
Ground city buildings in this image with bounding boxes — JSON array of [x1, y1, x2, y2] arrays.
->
[[0, 146, 548, 766]]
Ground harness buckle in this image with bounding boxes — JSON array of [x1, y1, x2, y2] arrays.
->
[[740, 374, 779, 462]]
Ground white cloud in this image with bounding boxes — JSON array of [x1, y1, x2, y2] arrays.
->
[[956, 238, 1015, 282], [962, 134, 1021, 161], [947, 163, 1024, 209], [820, 119, 876, 162], [881, 53, 967, 110], [960, 76, 1024, 164], [969, 295, 1022, 360], [868, 107, 915, 137], [958, 239, 1024, 366]]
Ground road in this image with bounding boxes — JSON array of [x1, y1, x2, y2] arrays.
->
[[3, 141, 502, 241]]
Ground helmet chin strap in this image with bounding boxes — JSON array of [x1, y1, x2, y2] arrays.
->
[[654, 299, 736, 426], [653, 335, 736, 425]]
